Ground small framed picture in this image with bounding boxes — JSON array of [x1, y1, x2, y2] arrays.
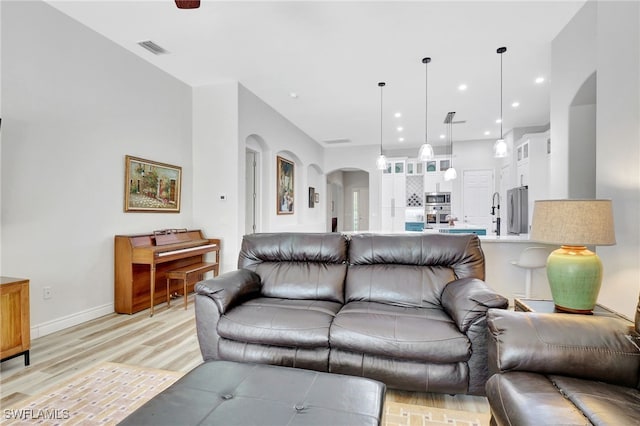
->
[[277, 156, 294, 215]]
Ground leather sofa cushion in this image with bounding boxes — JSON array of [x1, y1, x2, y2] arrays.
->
[[346, 233, 484, 306], [330, 348, 468, 394], [252, 262, 347, 304], [330, 301, 470, 362], [346, 264, 454, 307], [237, 233, 348, 303], [218, 298, 342, 348], [485, 372, 590, 426], [550, 375, 640, 425], [218, 339, 330, 372]]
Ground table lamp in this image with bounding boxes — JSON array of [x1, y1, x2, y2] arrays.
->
[[530, 199, 616, 313]]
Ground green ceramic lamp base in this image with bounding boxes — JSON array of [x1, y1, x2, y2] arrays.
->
[[547, 245, 603, 314]]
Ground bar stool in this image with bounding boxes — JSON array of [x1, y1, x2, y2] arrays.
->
[[511, 247, 549, 298]]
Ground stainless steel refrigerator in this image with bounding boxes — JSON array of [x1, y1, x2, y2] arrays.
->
[[507, 186, 528, 234]]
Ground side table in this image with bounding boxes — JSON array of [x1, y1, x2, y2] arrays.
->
[[514, 298, 631, 321], [1, 276, 31, 365]]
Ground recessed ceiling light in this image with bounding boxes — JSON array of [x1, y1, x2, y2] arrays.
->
[[458, 84, 468, 91], [535, 76, 545, 84], [496, 118, 502, 124], [396, 126, 403, 132], [484, 131, 491, 136], [398, 137, 405, 142], [512, 101, 520, 108], [289, 92, 299, 99], [440, 134, 446, 139], [394, 112, 402, 118]]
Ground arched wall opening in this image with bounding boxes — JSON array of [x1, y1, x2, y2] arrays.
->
[[568, 71, 597, 198], [326, 168, 370, 232]]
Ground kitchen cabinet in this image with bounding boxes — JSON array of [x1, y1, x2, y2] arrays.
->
[[381, 158, 406, 232], [516, 140, 530, 186], [515, 131, 550, 229], [406, 160, 424, 176], [424, 157, 452, 193]]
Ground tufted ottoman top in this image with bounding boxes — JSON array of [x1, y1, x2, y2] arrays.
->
[[119, 360, 386, 425]]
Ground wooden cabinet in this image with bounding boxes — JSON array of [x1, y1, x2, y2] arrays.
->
[[1, 277, 30, 366], [381, 158, 406, 232]]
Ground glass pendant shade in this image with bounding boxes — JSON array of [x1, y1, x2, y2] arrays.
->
[[494, 47, 508, 158], [418, 143, 434, 161], [418, 57, 435, 161], [376, 154, 387, 170], [444, 167, 457, 181], [493, 138, 508, 158]]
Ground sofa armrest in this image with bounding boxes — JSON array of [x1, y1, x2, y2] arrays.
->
[[441, 277, 509, 333], [195, 269, 261, 314], [487, 309, 640, 388]]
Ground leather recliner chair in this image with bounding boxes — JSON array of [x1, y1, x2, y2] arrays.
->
[[485, 294, 640, 425]]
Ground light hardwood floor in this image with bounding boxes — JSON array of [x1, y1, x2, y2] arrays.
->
[[0, 296, 489, 413]]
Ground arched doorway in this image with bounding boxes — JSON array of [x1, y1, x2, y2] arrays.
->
[[326, 169, 370, 232]]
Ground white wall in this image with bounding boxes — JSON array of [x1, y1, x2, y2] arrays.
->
[[551, 0, 640, 319], [1, 1, 193, 336], [550, 1, 597, 198], [238, 84, 326, 234], [192, 83, 240, 274], [594, 1, 640, 318]]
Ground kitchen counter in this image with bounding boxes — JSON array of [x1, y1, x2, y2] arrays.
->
[[421, 224, 533, 242]]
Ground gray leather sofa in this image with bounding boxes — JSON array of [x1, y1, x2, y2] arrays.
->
[[485, 296, 640, 425], [195, 232, 508, 395]]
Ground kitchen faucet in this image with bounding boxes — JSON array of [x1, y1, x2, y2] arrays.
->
[[491, 192, 501, 236]]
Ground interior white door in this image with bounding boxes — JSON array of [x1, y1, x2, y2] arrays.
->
[[245, 149, 258, 234], [462, 169, 494, 230], [352, 187, 369, 231]]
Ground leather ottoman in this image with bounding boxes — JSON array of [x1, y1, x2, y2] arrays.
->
[[119, 360, 386, 425]]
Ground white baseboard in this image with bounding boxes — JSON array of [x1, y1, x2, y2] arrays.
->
[[30, 303, 114, 339]]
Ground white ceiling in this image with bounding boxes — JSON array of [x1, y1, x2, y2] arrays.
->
[[46, 0, 585, 149]]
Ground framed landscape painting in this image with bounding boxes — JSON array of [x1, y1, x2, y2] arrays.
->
[[124, 155, 182, 213], [277, 156, 294, 215]]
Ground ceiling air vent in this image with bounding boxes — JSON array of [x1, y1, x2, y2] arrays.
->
[[323, 139, 351, 145], [138, 40, 169, 55]]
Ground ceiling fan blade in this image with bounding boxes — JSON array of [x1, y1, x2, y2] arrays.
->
[[175, 0, 200, 9]]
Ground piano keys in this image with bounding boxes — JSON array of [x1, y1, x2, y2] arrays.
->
[[115, 229, 220, 315]]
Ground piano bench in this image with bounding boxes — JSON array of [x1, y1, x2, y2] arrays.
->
[[166, 262, 218, 310]]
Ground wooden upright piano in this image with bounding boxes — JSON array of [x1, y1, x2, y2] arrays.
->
[[114, 229, 220, 315]]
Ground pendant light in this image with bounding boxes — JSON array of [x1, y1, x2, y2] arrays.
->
[[376, 82, 387, 170], [493, 46, 508, 158], [443, 111, 457, 181], [417, 57, 435, 161]]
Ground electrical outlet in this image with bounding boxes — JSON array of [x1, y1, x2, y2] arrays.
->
[[43, 286, 52, 300]]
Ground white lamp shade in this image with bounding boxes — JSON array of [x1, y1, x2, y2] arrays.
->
[[418, 143, 435, 161], [376, 154, 387, 170], [531, 199, 616, 246], [493, 139, 508, 158], [443, 167, 457, 181]]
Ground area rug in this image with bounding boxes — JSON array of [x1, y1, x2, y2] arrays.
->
[[384, 401, 490, 426], [1, 362, 183, 425], [2, 362, 490, 426]]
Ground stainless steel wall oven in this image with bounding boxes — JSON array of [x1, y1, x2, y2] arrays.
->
[[425, 192, 451, 225]]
